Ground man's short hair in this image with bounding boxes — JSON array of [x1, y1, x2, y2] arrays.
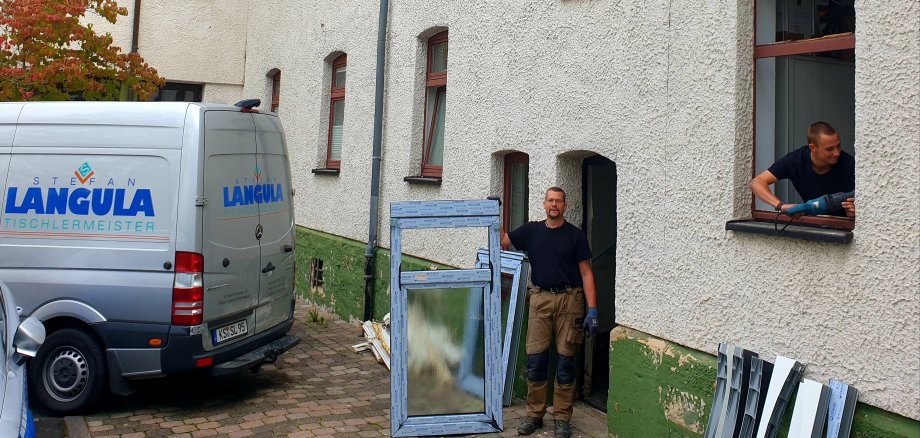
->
[[546, 186, 566, 201], [807, 121, 837, 146]]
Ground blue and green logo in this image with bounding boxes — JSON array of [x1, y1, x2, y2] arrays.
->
[[222, 165, 284, 207], [4, 162, 155, 217]]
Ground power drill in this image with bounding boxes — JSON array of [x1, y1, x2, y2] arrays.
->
[[784, 191, 854, 216]]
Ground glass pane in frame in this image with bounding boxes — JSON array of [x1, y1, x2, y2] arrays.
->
[[334, 66, 347, 88], [425, 87, 446, 166], [508, 162, 529, 232], [430, 42, 448, 73], [407, 287, 485, 417], [469, 249, 528, 405], [330, 100, 345, 160], [756, 0, 855, 45], [754, 51, 855, 209]]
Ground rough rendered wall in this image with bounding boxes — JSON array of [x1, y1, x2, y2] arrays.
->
[[202, 84, 243, 105], [610, 0, 920, 419], [83, 0, 247, 97], [137, 0, 247, 86], [845, 0, 920, 416], [81, 0, 135, 54], [243, 0, 381, 252], [242, 0, 920, 418]]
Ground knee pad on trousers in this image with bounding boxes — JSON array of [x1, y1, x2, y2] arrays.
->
[[526, 351, 550, 382], [556, 355, 576, 385]]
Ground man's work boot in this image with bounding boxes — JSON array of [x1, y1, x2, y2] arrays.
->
[[554, 420, 572, 438], [517, 416, 544, 435]]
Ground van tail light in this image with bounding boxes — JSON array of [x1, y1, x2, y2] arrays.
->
[[173, 251, 204, 326]]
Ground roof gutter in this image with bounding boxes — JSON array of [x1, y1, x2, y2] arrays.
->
[[363, 0, 390, 322]]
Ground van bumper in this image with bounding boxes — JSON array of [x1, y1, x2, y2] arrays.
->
[[160, 317, 297, 375], [210, 334, 300, 376]]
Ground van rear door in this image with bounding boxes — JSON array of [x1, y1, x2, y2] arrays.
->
[[201, 111, 260, 349], [0, 104, 19, 225], [252, 114, 295, 333]]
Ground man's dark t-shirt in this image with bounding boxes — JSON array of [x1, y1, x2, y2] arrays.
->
[[768, 145, 855, 216], [508, 221, 592, 289]]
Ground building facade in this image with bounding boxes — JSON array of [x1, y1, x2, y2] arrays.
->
[[96, 0, 919, 433]]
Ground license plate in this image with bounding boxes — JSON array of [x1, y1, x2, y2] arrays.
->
[[213, 320, 248, 345]]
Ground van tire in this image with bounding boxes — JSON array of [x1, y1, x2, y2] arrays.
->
[[30, 328, 107, 415]]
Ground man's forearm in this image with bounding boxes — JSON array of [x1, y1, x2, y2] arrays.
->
[[582, 271, 597, 308], [751, 179, 783, 209], [578, 259, 598, 308]]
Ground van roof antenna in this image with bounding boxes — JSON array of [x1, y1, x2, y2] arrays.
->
[[234, 99, 261, 110]]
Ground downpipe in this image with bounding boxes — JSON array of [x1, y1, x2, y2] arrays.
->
[[363, 0, 390, 322]]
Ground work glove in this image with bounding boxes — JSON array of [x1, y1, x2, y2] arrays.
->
[[583, 307, 598, 336]]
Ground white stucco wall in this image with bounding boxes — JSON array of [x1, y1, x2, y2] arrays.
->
[[137, 0, 248, 85], [242, 0, 383, 250], [202, 83, 243, 105], [81, 0, 136, 54], [242, 0, 919, 418], [81, 0, 248, 99]]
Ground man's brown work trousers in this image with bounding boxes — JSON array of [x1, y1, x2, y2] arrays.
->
[[525, 286, 586, 423]]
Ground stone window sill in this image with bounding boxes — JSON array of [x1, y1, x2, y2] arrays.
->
[[311, 168, 340, 176], [725, 219, 853, 244]]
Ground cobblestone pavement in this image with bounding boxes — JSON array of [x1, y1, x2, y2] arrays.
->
[[36, 299, 606, 437]]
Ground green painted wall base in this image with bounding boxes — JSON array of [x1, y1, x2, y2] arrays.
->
[[294, 226, 449, 322], [607, 326, 919, 438], [608, 326, 715, 438]]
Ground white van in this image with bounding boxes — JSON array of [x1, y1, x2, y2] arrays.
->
[[0, 101, 299, 414]]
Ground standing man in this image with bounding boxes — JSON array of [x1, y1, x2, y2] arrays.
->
[[501, 187, 598, 438], [751, 121, 856, 218]]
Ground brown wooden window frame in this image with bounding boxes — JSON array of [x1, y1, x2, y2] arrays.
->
[[270, 71, 281, 113], [502, 152, 529, 237], [421, 31, 448, 179], [751, 4, 855, 230], [326, 54, 347, 170]]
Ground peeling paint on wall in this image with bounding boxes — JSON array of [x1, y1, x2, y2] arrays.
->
[[609, 327, 716, 438], [661, 387, 707, 435], [609, 326, 920, 438]]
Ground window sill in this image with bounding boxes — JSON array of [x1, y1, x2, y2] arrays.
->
[[725, 219, 853, 244], [403, 176, 442, 186], [311, 168, 340, 176]]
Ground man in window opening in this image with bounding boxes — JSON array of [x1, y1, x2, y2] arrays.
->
[[501, 187, 598, 438], [750, 121, 856, 218]]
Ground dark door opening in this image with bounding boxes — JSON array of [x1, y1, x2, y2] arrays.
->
[[580, 154, 616, 411]]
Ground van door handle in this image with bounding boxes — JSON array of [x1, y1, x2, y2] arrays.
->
[[262, 263, 276, 274], [283, 244, 293, 253]]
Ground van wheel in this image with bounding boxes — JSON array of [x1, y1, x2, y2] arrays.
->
[[30, 328, 107, 415]]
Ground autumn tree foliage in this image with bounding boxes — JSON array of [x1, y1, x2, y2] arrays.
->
[[0, 0, 164, 101]]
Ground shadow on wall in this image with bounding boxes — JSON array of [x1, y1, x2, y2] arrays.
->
[[556, 150, 597, 227]]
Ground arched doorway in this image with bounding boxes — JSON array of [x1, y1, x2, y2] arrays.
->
[[580, 154, 616, 410]]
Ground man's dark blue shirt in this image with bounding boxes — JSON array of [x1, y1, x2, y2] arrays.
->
[[768, 146, 855, 216]]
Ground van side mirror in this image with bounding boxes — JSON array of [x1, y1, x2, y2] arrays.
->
[[13, 316, 45, 365]]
